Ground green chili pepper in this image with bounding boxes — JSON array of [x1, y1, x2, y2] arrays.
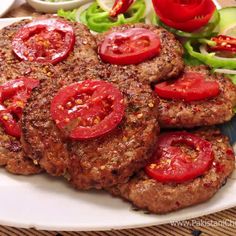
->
[[85, 2, 105, 18], [198, 38, 216, 47], [184, 40, 236, 69], [84, 0, 146, 33], [152, 10, 220, 39], [183, 50, 204, 66], [79, 10, 88, 25]]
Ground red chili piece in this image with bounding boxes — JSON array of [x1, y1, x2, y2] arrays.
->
[[0, 78, 39, 138], [210, 35, 236, 52], [109, 0, 134, 17]]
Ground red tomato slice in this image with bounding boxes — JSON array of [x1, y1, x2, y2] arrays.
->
[[109, 0, 134, 17], [155, 72, 220, 102], [0, 77, 39, 138], [152, 0, 206, 22], [145, 132, 214, 183], [12, 18, 75, 64], [152, 0, 216, 32], [99, 28, 161, 65], [50, 80, 125, 140], [210, 35, 236, 52]]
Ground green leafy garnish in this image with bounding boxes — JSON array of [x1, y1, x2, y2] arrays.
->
[[57, 9, 76, 22], [183, 50, 203, 66]]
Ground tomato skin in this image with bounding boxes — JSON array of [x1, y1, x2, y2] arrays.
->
[[152, 0, 216, 32], [0, 78, 39, 138], [145, 132, 214, 183], [50, 80, 125, 140], [153, 0, 206, 22], [155, 72, 220, 102], [210, 35, 236, 52], [99, 28, 161, 65], [110, 0, 134, 17], [0, 108, 21, 138], [12, 18, 75, 64]]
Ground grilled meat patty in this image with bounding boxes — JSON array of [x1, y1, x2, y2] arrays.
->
[[68, 74, 160, 190], [0, 62, 54, 175], [20, 16, 104, 178], [96, 23, 184, 84], [22, 63, 160, 189], [108, 129, 235, 214], [0, 15, 100, 77], [0, 15, 101, 175], [158, 66, 236, 128]]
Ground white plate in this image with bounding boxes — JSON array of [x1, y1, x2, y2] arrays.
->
[[0, 0, 15, 17], [0, 17, 236, 232], [26, 0, 90, 13]]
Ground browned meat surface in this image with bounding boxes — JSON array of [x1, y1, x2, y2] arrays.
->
[[108, 129, 235, 214], [22, 63, 160, 189], [0, 125, 41, 175], [96, 23, 184, 85], [0, 62, 52, 175], [158, 66, 236, 128], [0, 61, 55, 83], [68, 76, 160, 189], [20, 15, 103, 178], [0, 15, 101, 175], [0, 15, 100, 79]]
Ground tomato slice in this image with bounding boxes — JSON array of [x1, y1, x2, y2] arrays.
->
[[109, 0, 134, 17], [152, 0, 216, 32], [145, 132, 214, 183], [12, 18, 75, 64], [0, 78, 39, 138], [155, 72, 220, 102], [210, 35, 236, 52], [50, 80, 125, 140], [99, 28, 161, 65], [152, 0, 206, 22]]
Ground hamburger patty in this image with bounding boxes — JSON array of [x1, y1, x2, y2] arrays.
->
[[96, 23, 184, 84], [0, 15, 100, 76], [0, 16, 100, 175], [158, 66, 236, 128], [22, 64, 160, 189], [68, 75, 160, 189], [108, 129, 235, 213], [0, 62, 53, 175]]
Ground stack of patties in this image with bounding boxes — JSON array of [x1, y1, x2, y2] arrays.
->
[[0, 14, 235, 215], [21, 22, 184, 190], [0, 15, 100, 175], [96, 25, 236, 213]]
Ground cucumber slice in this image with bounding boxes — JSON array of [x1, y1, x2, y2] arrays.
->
[[219, 7, 236, 36]]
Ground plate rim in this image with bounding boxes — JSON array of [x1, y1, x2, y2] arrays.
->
[[0, 12, 236, 232], [0, 0, 16, 18]]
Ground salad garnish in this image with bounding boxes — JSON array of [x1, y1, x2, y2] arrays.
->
[[57, 1, 236, 82]]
